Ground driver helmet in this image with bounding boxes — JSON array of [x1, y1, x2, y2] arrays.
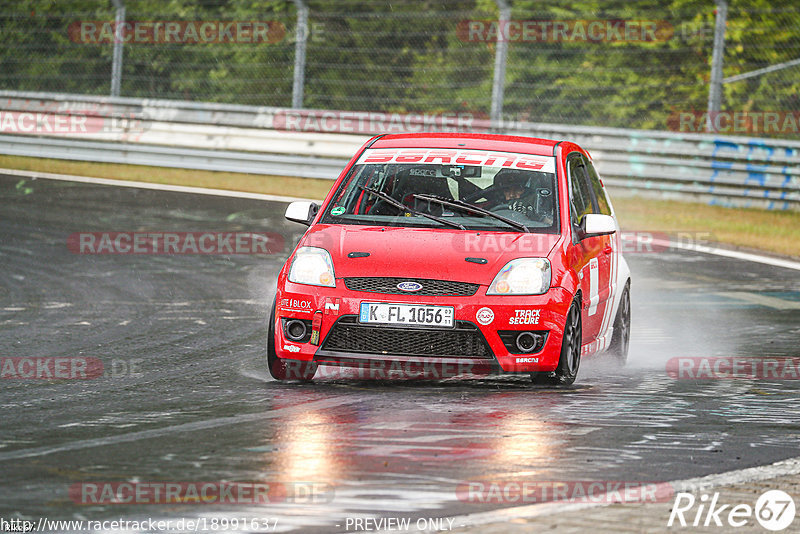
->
[[494, 170, 529, 190]]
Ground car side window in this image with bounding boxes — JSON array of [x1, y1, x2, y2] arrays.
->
[[583, 156, 612, 216], [567, 156, 593, 226]]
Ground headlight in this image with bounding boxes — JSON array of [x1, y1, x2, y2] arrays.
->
[[288, 247, 336, 287], [487, 258, 551, 295]]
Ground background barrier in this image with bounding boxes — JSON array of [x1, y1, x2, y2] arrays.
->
[[1, 91, 798, 210]]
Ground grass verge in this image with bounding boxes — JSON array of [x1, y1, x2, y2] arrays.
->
[[0, 154, 335, 200], [3, 154, 798, 259], [612, 196, 800, 259]]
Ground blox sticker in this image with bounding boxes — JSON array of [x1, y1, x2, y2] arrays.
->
[[280, 298, 313, 313]]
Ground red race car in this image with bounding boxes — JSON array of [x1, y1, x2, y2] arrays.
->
[[269, 133, 631, 385]]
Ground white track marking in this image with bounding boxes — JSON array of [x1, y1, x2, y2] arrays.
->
[[651, 237, 800, 272], [715, 291, 800, 310], [409, 456, 800, 533], [3, 167, 797, 271], [0, 167, 321, 203]]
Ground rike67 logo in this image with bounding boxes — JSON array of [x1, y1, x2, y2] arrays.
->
[[669, 489, 796, 531]]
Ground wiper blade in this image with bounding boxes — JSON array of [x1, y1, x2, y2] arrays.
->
[[412, 194, 530, 233], [359, 186, 466, 230]]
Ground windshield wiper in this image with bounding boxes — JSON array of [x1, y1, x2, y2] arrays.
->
[[358, 186, 466, 230], [412, 194, 530, 233]]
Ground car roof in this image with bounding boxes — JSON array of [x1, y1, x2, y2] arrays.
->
[[370, 133, 560, 157]]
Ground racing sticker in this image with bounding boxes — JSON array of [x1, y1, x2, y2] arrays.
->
[[324, 297, 341, 315], [509, 309, 541, 325], [476, 307, 494, 325], [280, 297, 313, 313], [357, 148, 556, 174]]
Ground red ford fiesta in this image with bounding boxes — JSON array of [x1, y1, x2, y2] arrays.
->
[[269, 133, 631, 385]]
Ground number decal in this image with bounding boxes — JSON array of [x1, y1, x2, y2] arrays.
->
[[588, 258, 599, 316]]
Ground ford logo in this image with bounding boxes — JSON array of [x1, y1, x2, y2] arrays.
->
[[397, 281, 423, 292]]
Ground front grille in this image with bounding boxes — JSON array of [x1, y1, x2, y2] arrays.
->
[[344, 277, 479, 297], [321, 316, 491, 358]]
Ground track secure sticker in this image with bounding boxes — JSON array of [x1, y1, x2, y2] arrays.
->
[[510, 309, 541, 325], [476, 307, 494, 325]]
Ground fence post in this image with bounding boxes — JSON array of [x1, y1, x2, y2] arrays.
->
[[706, 0, 727, 131], [292, 0, 308, 109], [110, 0, 125, 97], [490, 0, 510, 127]]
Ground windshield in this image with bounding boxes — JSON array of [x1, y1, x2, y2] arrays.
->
[[320, 148, 559, 233]]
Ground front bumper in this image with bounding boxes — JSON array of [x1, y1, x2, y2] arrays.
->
[[273, 280, 573, 374]]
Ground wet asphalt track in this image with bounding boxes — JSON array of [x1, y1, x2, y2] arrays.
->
[[1, 174, 799, 533]]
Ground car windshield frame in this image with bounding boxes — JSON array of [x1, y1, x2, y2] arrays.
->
[[319, 149, 560, 234]]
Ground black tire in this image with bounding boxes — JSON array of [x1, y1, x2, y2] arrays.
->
[[267, 300, 317, 381], [531, 297, 582, 386], [607, 282, 631, 366]]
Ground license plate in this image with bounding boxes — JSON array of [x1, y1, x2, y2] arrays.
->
[[359, 303, 455, 328]]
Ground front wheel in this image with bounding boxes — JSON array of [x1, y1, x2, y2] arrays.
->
[[531, 297, 582, 386], [267, 300, 317, 381]]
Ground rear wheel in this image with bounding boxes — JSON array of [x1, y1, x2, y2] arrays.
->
[[607, 282, 631, 366], [267, 300, 317, 381], [531, 297, 582, 386]]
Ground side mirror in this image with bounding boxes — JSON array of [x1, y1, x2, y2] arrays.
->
[[580, 213, 616, 238], [285, 201, 319, 226]]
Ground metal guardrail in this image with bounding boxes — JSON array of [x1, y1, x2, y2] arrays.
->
[[0, 134, 345, 179], [0, 91, 798, 210]]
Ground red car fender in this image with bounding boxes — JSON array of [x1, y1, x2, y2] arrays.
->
[[549, 236, 580, 300]]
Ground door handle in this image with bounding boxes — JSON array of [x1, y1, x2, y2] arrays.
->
[[603, 245, 613, 254]]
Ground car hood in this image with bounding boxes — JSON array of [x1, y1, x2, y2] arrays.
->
[[301, 224, 561, 284]]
